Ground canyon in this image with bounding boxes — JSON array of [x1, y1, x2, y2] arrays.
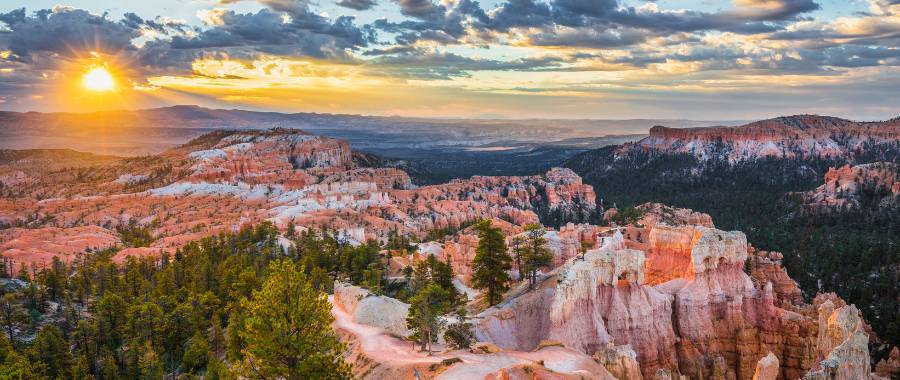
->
[[0, 128, 594, 275], [1, 126, 896, 379]]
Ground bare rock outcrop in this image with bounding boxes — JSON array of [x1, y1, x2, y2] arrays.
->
[[752, 352, 779, 380], [547, 234, 678, 379], [594, 343, 644, 380], [798, 162, 899, 212], [803, 302, 871, 380], [1, 129, 597, 274], [334, 282, 410, 337], [474, 221, 837, 380], [874, 347, 900, 379]]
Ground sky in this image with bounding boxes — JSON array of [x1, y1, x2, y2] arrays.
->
[[0, 0, 897, 120]]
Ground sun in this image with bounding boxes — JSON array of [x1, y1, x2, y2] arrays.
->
[[82, 67, 116, 92]]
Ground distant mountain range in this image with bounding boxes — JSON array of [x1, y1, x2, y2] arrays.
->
[[0, 105, 747, 182]]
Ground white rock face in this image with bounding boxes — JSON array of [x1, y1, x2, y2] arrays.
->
[[568, 246, 646, 286], [595, 343, 644, 380], [547, 243, 677, 377], [753, 352, 779, 380], [333, 282, 410, 337], [113, 173, 149, 185], [689, 227, 747, 273], [804, 302, 871, 380]]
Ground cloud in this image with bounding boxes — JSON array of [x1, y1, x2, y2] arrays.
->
[[367, 50, 566, 79], [141, 8, 374, 69], [395, 0, 443, 18], [0, 0, 898, 120], [337, 0, 378, 11], [525, 26, 651, 48], [0, 7, 141, 60], [371, 0, 822, 52]]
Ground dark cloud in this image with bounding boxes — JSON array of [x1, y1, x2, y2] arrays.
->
[[372, 0, 482, 46], [395, 0, 442, 18], [368, 50, 565, 79], [337, 0, 378, 11], [0, 5, 375, 80], [555, 0, 618, 18], [0, 7, 141, 60], [527, 26, 650, 48], [0, 0, 896, 95], [483, 0, 555, 31], [770, 23, 900, 45], [372, 0, 822, 52], [143, 8, 374, 68]]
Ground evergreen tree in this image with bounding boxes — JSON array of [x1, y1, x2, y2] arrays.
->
[[28, 325, 71, 379], [181, 333, 209, 373], [0, 333, 40, 379], [0, 294, 28, 351], [406, 284, 451, 354], [509, 236, 525, 281], [409, 259, 432, 294], [521, 223, 552, 290], [443, 307, 475, 350], [470, 220, 512, 305], [237, 260, 351, 379]]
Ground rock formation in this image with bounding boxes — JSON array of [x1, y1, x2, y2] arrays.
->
[[804, 302, 872, 380], [798, 162, 899, 212], [471, 212, 870, 380], [0, 128, 596, 274], [874, 347, 900, 379], [752, 352, 779, 380], [633, 115, 900, 162], [594, 344, 644, 380], [1, 127, 890, 379], [333, 282, 410, 337]]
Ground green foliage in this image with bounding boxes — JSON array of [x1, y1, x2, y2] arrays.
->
[[385, 228, 416, 252], [609, 206, 644, 226], [116, 218, 158, 248], [237, 260, 351, 379], [0, 333, 41, 380], [470, 220, 512, 305], [443, 308, 475, 350], [0, 294, 28, 351], [27, 325, 70, 379], [406, 254, 460, 305], [407, 284, 452, 354], [520, 223, 552, 290], [181, 333, 209, 373], [0, 221, 365, 379]]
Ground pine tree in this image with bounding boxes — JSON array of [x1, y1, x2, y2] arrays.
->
[[181, 332, 210, 373], [470, 220, 512, 306], [406, 284, 451, 354], [28, 325, 71, 379], [238, 260, 352, 379], [509, 235, 525, 280], [0, 294, 28, 351], [443, 307, 475, 350], [0, 333, 40, 379], [410, 259, 432, 294], [521, 223, 552, 290]]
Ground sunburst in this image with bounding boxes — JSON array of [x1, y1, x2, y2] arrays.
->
[[82, 66, 116, 92]]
